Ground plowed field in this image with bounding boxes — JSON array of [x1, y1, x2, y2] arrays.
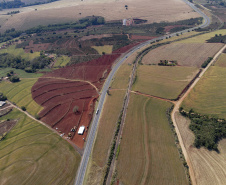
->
[[32, 53, 121, 148]]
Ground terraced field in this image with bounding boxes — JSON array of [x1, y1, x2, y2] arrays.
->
[[0, 109, 81, 185], [133, 65, 199, 99], [116, 94, 188, 185], [0, 79, 43, 116]]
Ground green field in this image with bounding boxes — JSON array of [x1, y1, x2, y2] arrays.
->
[[0, 67, 43, 78], [111, 64, 132, 89], [133, 65, 198, 99], [0, 79, 42, 116], [0, 45, 40, 61], [176, 29, 226, 43], [182, 65, 226, 119], [85, 90, 126, 185], [117, 94, 188, 185], [92, 45, 113, 55], [54, 55, 70, 67], [0, 109, 81, 185]]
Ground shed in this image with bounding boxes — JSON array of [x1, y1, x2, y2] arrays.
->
[[78, 126, 85, 135], [0, 101, 6, 107]]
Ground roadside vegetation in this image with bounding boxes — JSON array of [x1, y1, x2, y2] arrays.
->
[[0, 109, 80, 185]]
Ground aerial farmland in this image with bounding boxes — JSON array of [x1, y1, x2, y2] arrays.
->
[[0, 0, 226, 184]]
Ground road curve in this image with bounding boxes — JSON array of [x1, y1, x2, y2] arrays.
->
[[74, 1, 211, 184]]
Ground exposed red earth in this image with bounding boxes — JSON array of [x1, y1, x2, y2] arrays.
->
[[164, 25, 189, 33], [130, 35, 156, 40], [32, 49, 134, 148]]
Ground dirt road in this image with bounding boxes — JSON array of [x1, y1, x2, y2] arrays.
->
[[171, 44, 226, 185]]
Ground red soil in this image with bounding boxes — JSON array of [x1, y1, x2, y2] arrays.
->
[[31, 42, 140, 148], [164, 25, 188, 33]]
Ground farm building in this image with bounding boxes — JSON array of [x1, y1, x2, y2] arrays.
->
[[78, 126, 85, 135], [0, 101, 6, 107]]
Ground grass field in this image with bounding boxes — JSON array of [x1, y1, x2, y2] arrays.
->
[[0, 67, 43, 78], [0, 45, 40, 61], [111, 64, 132, 89], [92, 45, 113, 55], [54, 55, 70, 67], [175, 112, 226, 185], [182, 65, 226, 119], [142, 43, 223, 67], [85, 90, 126, 185], [0, 109, 81, 185], [133, 65, 199, 99], [176, 29, 226, 43], [0, 79, 43, 116], [117, 94, 188, 185], [214, 53, 226, 67]]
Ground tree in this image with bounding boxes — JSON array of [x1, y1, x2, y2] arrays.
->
[[21, 106, 26, 111], [9, 76, 20, 83], [0, 93, 7, 101]]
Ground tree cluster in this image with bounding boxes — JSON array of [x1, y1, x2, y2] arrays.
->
[[0, 93, 7, 101], [180, 107, 226, 151], [207, 34, 226, 44], [158, 60, 178, 66], [0, 53, 52, 73]]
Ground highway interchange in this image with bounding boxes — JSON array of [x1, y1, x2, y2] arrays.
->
[[75, 1, 211, 184]]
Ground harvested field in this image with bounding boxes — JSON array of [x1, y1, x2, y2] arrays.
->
[[132, 65, 199, 100], [182, 65, 226, 119], [92, 45, 113, 55], [142, 43, 224, 67], [0, 109, 81, 185], [0, 79, 43, 116], [117, 94, 188, 185], [0, 0, 199, 31], [85, 90, 126, 185], [176, 29, 226, 43], [175, 112, 226, 185]]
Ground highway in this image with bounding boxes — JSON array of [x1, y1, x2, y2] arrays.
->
[[74, 1, 211, 184]]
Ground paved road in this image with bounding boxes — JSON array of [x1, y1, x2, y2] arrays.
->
[[74, 1, 211, 184]]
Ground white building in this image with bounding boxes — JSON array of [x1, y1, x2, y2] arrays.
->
[[0, 101, 6, 107]]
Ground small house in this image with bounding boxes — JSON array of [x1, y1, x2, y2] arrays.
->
[[78, 126, 85, 135]]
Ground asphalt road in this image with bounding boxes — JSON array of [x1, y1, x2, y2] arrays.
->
[[74, 1, 211, 184]]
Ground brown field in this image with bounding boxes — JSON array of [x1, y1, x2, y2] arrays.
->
[[175, 112, 226, 185], [142, 43, 224, 67], [117, 94, 188, 185], [0, 0, 199, 31], [85, 90, 127, 185]]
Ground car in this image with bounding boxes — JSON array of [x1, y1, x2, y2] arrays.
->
[[96, 109, 99, 114]]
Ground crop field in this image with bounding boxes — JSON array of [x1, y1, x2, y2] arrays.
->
[[0, 0, 199, 31], [116, 94, 188, 185], [85, 90, 126, 185], [176, 29, 226, 43], [0, 79, 43, 116], [142, 43, 224, 67], [175, 112, 226, 185], [0, 45, 40, 61], [111, 64, 132, 89], [0, 67, 43, 78], [92, 45, 113, 55], [54, 55, 70, 67], [132, 65, 199, 100], [182, 65, 226, 119], [0, 109, 81, 185]]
